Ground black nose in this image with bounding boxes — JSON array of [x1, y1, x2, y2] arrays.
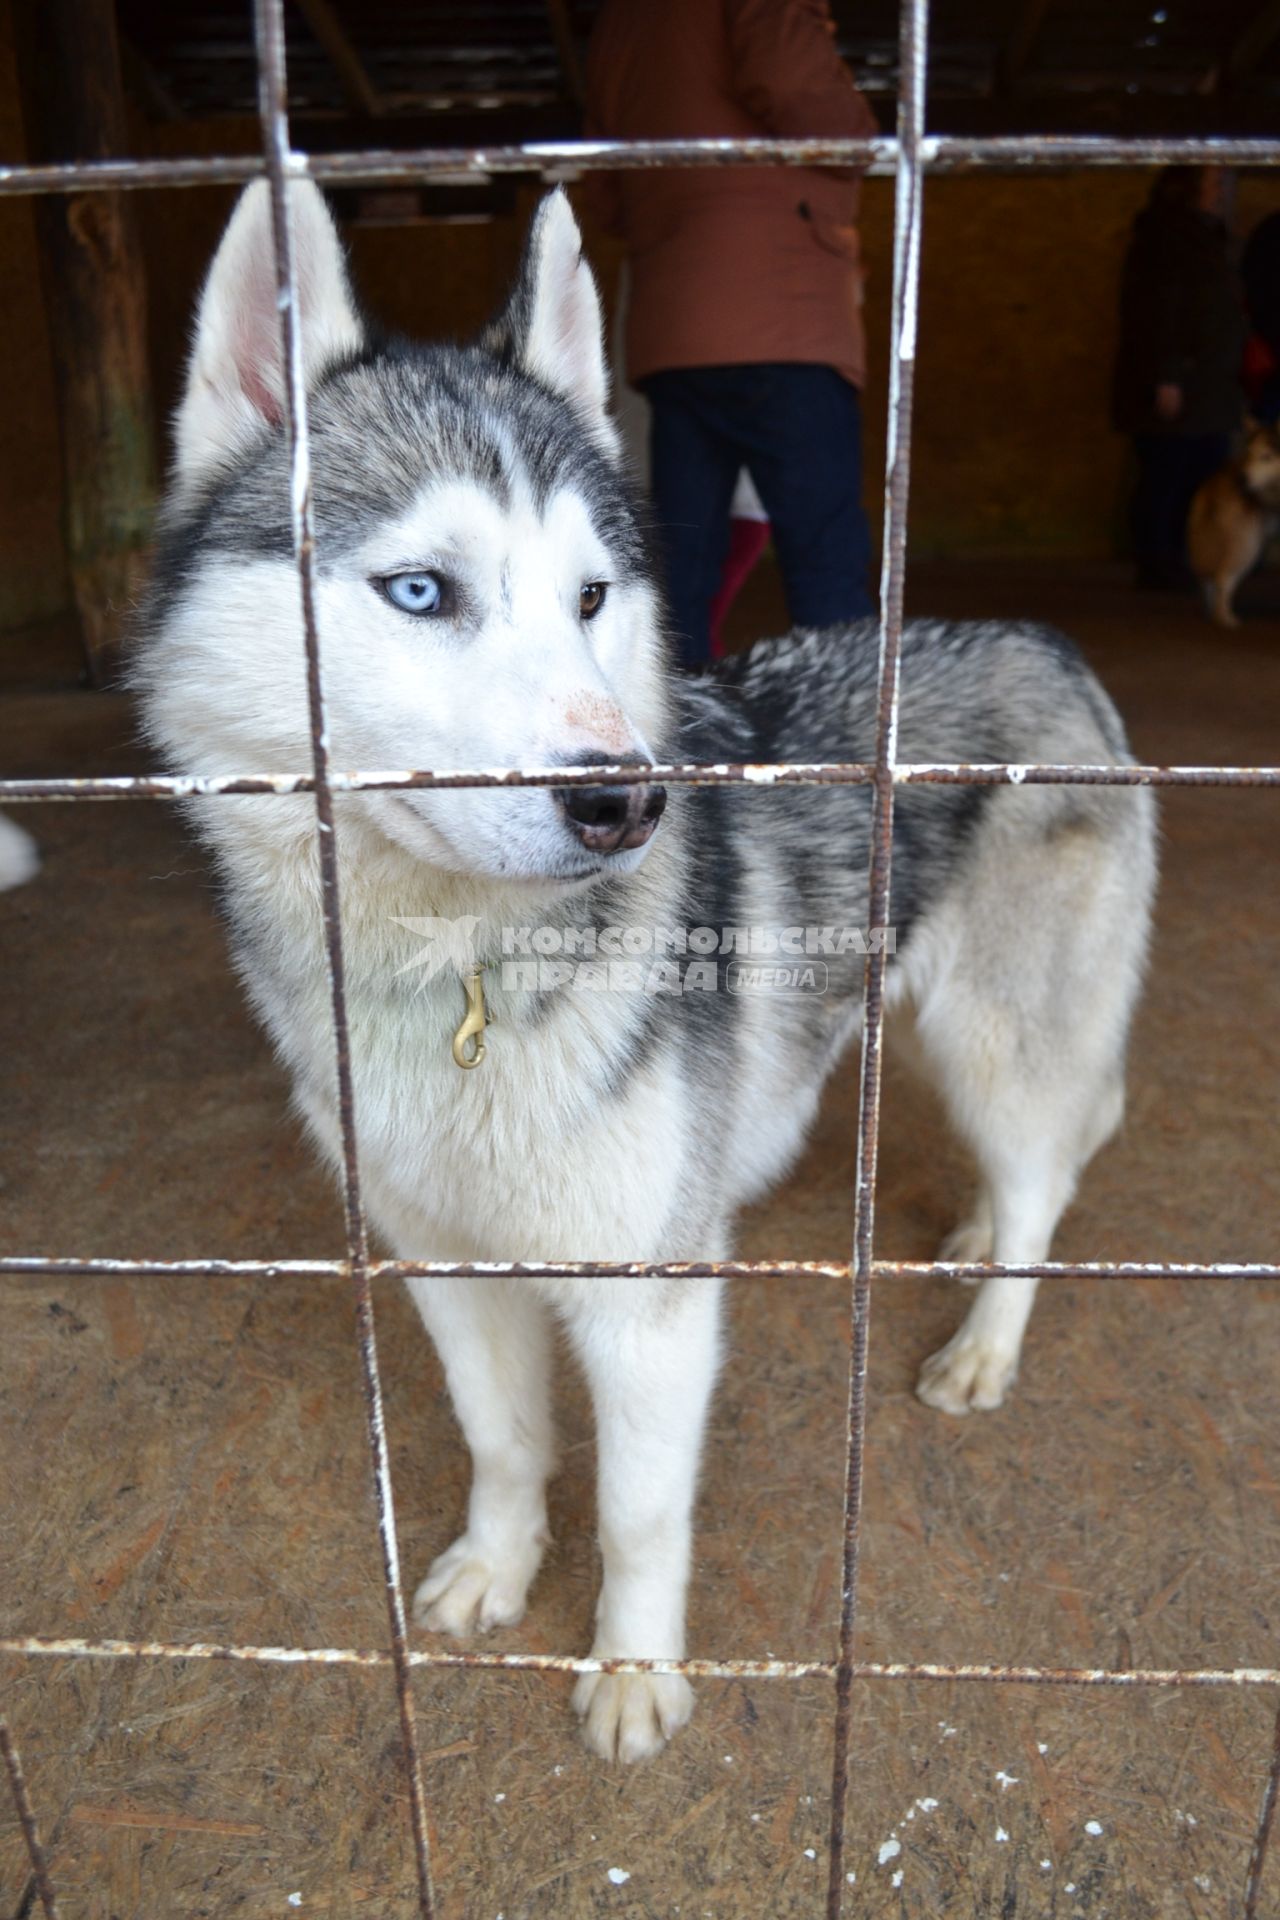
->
[[558, 779, 667, 855]]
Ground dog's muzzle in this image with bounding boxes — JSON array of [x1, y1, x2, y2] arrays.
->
[[556, 775, 667, 855]]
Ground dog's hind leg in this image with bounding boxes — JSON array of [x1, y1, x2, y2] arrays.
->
[[563, 1273, 723, 1762], [915, 995, 1131, 1415], [1210, 523, 1266, 627], [908, 788, 1152, 1415], [407, 1273, 556, 1636], [1210, 572, 1243, 628], [917, 1143, 1078, 1414]]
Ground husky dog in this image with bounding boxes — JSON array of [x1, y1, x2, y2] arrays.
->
[[138, 182, 1156, 1762], [1187, 419, 1280, 627]]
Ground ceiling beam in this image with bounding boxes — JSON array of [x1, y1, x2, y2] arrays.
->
[[545, 0, 584, 105], [294, 0, 384, 118], [932, 89, 1280, 136], [997, 0, 1055, 92], [119, 35, 184, 122], [1222, 0, 1280, 82], [291, 103, 580, 150]]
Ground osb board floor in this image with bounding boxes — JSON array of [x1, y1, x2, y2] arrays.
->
[[1, 561, 1278, 1920]]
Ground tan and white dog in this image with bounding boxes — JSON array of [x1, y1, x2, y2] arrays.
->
[[1188, 420, 1280, 627]]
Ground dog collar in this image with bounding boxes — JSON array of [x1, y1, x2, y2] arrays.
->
[[452, 963, 492, 1070]]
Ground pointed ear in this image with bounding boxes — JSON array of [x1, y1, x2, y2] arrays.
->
[[174, 179, 364, 493], [484, 189, 619, 459]]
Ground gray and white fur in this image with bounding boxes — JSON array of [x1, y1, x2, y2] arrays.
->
[[137, 183, 1157, 1761]]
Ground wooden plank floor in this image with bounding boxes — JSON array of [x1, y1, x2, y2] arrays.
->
[[1, 562, 1278, 1917]]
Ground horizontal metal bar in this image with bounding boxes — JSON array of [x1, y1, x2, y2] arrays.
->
[[0, 1256, 851, 1284], [4, 760, 1280, 804], [0, 140, 892, 199], [931, 134, 1280, 171], [875, 1259, 1280, 1283], [0, 1255, 348, 1280], [894, 763, 1280, 788], [0, 134, 1278, 200], [1, 1636, 1276, 1688], [0, 1636, 817, 1680], [5, 1256, 1279, 1284], [0, 155, 266, 196], [0, 763, 879, 801]]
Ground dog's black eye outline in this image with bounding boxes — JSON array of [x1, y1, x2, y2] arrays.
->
[[580, 582, 608, 621], [378, 570, 451, 617]]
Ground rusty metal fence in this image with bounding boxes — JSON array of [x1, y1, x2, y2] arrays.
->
[[2, 0, 1280, 1914]]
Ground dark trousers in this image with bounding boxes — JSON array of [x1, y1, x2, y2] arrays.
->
[[1130, 432, 1231, 584], [1256, 370, 1280, 426], [642, 364, 875, 668]]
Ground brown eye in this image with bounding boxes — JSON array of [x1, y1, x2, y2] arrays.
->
[[580, 582, 607, 620]]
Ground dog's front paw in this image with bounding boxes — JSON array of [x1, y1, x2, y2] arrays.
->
[[572, 1669, 693, 1763], [411, 1533, 542, 1637], [916, 1331, 1017, 1415]]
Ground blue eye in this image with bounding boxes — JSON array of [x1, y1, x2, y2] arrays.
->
[[382, 571, 446, 616]]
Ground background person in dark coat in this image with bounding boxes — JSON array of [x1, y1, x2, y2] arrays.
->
[[1112, 166, 1247, 588], [1242, 209, 1280, 426], [585, 0, 879, 668]]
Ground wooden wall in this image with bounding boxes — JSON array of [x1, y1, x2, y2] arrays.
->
[[1, 0, 1278, 645]]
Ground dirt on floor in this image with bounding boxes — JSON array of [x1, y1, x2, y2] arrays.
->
[[1, 560, 1278, 1920]]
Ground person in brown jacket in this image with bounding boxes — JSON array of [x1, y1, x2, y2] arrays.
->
[[585, 0, 878, 666]]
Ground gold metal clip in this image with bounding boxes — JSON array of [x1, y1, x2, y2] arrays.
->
[[452, 964, 490, 1071]]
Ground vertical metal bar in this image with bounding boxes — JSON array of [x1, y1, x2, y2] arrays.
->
[[1245, 1697, 1280, 1917], [250, 5, 436, 1913], [825, 1, 929, 1912], [1, 1718, 61, 1919]]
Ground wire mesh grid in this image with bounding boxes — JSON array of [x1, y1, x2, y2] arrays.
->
[[3, 0, 1280, 1914]]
